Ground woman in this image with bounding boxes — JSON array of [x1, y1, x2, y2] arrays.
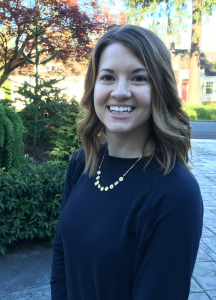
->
[[50, 25, 203, 300]]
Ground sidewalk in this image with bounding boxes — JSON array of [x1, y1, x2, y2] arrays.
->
[[0, 139, 215, 300]]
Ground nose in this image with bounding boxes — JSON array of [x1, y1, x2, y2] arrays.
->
[[111, 79, 131, 100]]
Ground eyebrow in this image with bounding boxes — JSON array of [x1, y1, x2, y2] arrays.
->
[[99, 67, 148, 74]]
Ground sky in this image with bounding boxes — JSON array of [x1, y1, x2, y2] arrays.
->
[[113, 0, 216, 52]]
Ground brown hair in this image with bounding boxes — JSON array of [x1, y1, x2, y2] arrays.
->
[[78, 24, 192, 176]]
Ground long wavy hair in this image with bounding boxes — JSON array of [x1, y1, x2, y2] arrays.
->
[[78, 25, 192, 176]]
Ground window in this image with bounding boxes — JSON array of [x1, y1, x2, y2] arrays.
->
[[50, 64, 61, 72], [206, 81, 213, 94], [56, 65, 61, 72], [46, 65, 51, 71], [34, 65, 47, 72], [39, 65, 46, 72]]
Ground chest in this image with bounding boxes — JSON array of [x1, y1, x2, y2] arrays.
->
[[60, 167, 150, 264]]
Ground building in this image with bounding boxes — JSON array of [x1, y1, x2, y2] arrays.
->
[[171, 47, 216, 103], [2, 56, 87, 110]]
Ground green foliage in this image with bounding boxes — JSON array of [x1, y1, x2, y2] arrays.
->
[[125, 0, 190, 45], [125, 0, 216, 45], [18, 17, 63, 152], [191, 30, 202, 44], [211, 61, 216, 69], [17, 76, 70, 144], [202, 101, 216, 105], [47, 99, 82, 162], [0, 156, 68, 255], [183, 104, 216, 120], [0, 104, 24, 170]]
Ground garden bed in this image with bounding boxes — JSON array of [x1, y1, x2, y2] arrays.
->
[[4, 141, 55, 255], [23, 140, 53, 166], [5, 236, 52, 254]]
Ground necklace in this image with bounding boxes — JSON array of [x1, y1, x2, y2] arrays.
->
[[94, 146, 143, 192]]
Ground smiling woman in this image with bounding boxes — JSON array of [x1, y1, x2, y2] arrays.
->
[[50, 25, 203, 300], [79, 26, 194, 176], [93, 43, 152, 155]]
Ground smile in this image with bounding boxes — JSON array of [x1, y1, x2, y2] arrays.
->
[[108, 106, 135, 115]]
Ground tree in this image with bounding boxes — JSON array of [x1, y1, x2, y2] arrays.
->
[[126, 0, 190, 45], [17, 17, 73, 156], [187, 0, 203, 105], [0, 0, 126, 87], [125, 0, 216, 104]]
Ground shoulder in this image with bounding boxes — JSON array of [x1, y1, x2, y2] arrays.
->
[[148, 158, 202, 211], [150, 157, 200, 192], [68, 142, 107, 173], [69, 147, 85, 165], [66, 148, 85, 188]]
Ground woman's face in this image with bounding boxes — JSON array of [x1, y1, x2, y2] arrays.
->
[[94, 43, 152, 139]]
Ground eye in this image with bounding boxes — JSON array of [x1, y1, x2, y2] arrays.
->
[[132, 75, 147, 82], [100, 75, 114, 81]]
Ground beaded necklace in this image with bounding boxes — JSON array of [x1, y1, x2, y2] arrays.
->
[[94, 146, 142, 192]]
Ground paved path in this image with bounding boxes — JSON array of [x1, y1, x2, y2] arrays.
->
[[188, 140, 216, 300], [0, 139, 215, 300]]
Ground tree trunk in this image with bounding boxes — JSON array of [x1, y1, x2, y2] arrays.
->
[[33, 17, 39, 158], [0, 73, 9, 88], [187, 0, 202, 105]]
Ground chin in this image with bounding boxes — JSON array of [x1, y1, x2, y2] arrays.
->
[[106, 126, 131, 134]]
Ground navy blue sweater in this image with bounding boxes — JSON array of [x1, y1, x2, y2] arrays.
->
[[50, 144, 203, 300]]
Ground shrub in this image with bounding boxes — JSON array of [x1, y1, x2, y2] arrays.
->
[[0, 104, 24, 170], [18, 92, 70, 145], [0, 155, 68, 255], [17, 76, 70, 145], [183, 104, 216, 120], [184, 107, 197, 120], [47, 98, 82, 162]]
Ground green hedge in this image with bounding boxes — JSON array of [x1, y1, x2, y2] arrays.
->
[[0, 156, 68, 255], [183, 104, 216, 120], [0, 104, 24, 171]]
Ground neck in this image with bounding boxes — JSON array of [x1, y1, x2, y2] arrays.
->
[[106, 129, 153, 159]]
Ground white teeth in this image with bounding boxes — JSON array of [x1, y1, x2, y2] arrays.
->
[[110, 106, 133, 112], [109, 106, 134, 115]]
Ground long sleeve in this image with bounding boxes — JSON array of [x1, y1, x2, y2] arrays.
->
[[133, 164, 203, 300], [50, 149, 85, 300]]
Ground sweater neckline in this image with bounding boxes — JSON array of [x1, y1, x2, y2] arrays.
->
[[100, 143, 150, 166], [107, 154, 141, 165]]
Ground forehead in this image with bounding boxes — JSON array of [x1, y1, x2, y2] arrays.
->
[[98, 43, 145, 69]]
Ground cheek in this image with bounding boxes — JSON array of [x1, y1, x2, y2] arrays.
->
[[144, 86, 152, 106], [137, 88, 152, 107], [93, 87, 107, 120], [94, 84, 111, 106], [94, 86, 103, 108]]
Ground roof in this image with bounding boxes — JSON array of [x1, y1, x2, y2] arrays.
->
[[171, 49, 216, 76], [11, 55, 87, 77], [204, 52, 216, 63]]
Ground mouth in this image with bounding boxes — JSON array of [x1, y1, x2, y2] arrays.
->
[[107, 105, 135, 115]]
